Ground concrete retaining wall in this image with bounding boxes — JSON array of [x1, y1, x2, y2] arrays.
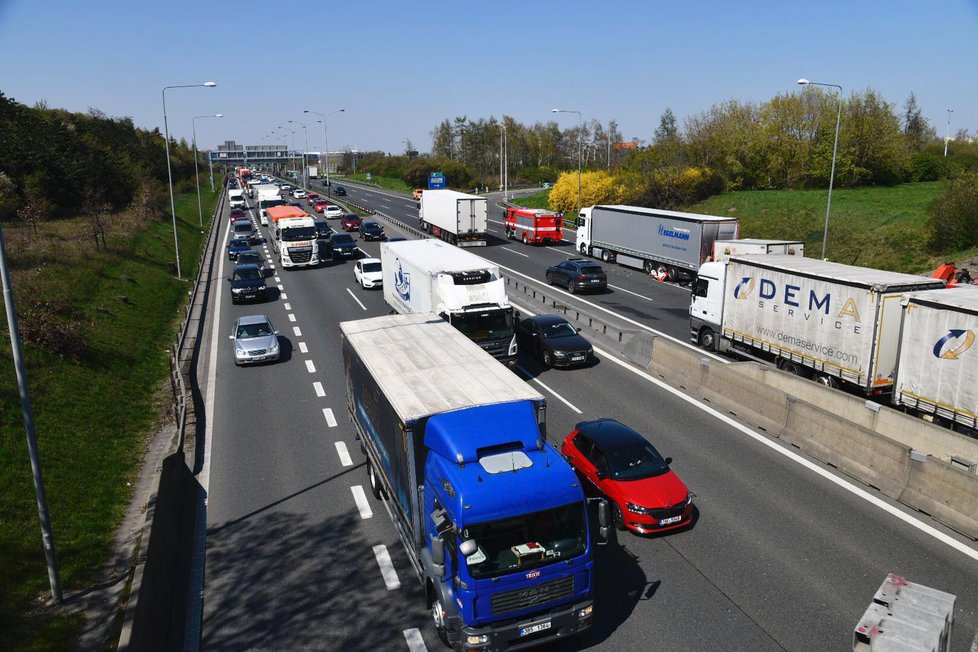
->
[[900, 457, 978, 540]]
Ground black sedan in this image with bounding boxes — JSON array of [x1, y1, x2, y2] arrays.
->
[[359, 221, 386, 241], [226, 236, 252, 261], [326, 232, 359, 259], [333, 186, 347, 196], [516, 314, 594, 368], [229, 263, 268, 304]]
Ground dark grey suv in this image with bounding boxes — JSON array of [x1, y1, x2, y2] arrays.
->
[[545, 258, 608, 294]]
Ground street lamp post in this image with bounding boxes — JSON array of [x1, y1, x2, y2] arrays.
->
[[162, 81, 217, 278], [552, 108, 582, 218], [192, 113, 222, 226], [797, 79, 842, 259], [944, 108, 954, 157], [290, 120, 310, 188], [305, 108, 345, 193]]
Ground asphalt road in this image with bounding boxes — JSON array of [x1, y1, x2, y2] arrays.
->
[[193, 179, 978, 651]]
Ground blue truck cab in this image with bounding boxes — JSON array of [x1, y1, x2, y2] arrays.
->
[[341, 314, 606, 651]]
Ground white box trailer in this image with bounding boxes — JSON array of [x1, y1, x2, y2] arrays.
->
[[307, 165, 318, 179], [894, 287, 978, 433], [418, 189, 488, 247], [575, 205, 739, 280], [380, 239, 516, 366], [711, 238, 805, 262], [690, 255, 945, 393]]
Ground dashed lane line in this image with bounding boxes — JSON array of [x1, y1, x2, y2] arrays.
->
[[516, 366, 583, 414], [351, 485, 373, 519], [313, 381, 325, 397], [288, 314, 297, 323], [335, 441, 353, 467], [299, 342, 308, 354], [305, 359, 316, 373], [323, 408, 337, 427], [284, 302, 291, 310], [500, 248, 530, 258], [293, 326, 302, 337], [346, 288, 368, 311], [372, 545, 401, 590], [403, 629, 426, 652]]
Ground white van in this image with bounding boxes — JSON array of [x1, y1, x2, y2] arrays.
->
[[228, 189, 246, 209]]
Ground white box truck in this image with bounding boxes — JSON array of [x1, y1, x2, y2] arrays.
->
[[418, 189, 488, 247], [380, 239, 517, 366], [576, 205, 739, 281], [272, 216, 319, 269], [307, 165, 318, 179], [255, 184, 284, 226], [689, 255, 945, 393], [711, 238, 805, 262], [894, 287, 978, 434]]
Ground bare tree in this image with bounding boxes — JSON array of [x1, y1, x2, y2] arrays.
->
[[83, 190, 111, 253], [16, 192, 52, 238]]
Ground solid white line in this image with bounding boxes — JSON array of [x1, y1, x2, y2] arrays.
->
[[608, 284, 654, 301], [305, 359, 316, 373], [283, 302, 291, 310], [299, 342, 308, 354], [313, 381, 325, 397], [516, 366, 583, 414], [346, 288, 368, 311], [293, 326, 302, 337], [335, 441, 353, 467], [403, 629, 427, 652], [372, 545, 401, 590], [351, 485, 373, 519], [323, 408, 337, 427], [501, 248, 530, 258], [593, 343, 978, 563]]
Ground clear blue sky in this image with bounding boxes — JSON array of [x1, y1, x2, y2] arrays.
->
[[2, 0, 976, 154]]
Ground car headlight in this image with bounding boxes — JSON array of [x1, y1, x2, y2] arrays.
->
[[268, 341, 280, 353], [626, 501, 652, 515], [553, 350, 568, 357], [235, 348, 246, 358], [231, 287, 243, 293], [686, 493, 694, 506]]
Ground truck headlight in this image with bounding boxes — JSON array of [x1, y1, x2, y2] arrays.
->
[[466, 634, 488, 645], [578, 605, 593, 618]]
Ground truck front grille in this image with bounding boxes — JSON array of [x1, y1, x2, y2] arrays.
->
[[289, 247, 313, 263], [491, 576, 574, 615]]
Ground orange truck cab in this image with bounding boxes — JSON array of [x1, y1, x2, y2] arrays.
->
[[266, 205, 310, 224], [504, 207, 563, 245]]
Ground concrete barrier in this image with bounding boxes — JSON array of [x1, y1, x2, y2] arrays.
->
[[780, 399, 912, 499], [872, 407, 978, 469], [647, 336, 710, 391], [899, 457, 978, 540], [694, 361, 791, 435]]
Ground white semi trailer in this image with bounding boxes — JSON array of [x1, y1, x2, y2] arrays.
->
[[418, 189, 488, 247]]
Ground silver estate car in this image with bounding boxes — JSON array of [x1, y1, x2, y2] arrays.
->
[[230, 315, 280, 366]]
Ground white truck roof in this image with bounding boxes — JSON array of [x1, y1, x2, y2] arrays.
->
[[730, 255, 945, 292], [595, 204, 738, 223], [384, 239, 499, 274], [278, 216, 315, 227], [905, 286, 978, 314], [341, 313, 541, 423]]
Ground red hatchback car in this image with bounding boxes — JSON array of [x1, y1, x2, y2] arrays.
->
[[561, 418, 692, 535], [312, 198, 329, 213], [340, 213, 362, 231]]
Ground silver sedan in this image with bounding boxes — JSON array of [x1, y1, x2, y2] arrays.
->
[[229, 315, 280, 366]]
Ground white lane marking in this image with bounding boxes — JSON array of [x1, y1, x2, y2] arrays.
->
[[293, 326, 302, 336], [608, 284, 654, 301], [346, 288, 368, 311], [288, 313, 297, 323], [351, 485, 373, 519], [305, 359, 316, 373], [313, 381, 325, 397], [499, 262, 725, 361], [323, 408, 337, 427], [403, 628, 427, 652], [594, 343, 978, 563], [284, 302, 291, 310], [516, 366, 583, 414], [545, 245, 575, 256], [335, 441, 353, 467], [372, 545, 401, 590], [275, 276, 281, 283], [299, 342, 309, 354], [281, 292, 287, 300], [277, 284, 284, 290], [501, 248, 530, 258]]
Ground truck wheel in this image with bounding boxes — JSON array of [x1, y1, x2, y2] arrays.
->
[[815, 373, 839, 389], [644, 260, 654, 274], [368, 464, 385, 500], [778, 359, 802, 376], [542, 350, 553, 368], [698, 328, 716, 352], [522, 233, 529, 245], [580, 243, 588, 255], [612, 503, 626, 531], [431, 597, 450, 646], [668, 266, 679, 282], [601, 249, 612, 263]]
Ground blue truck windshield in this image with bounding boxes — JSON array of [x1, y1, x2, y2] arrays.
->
[[451, 309, 514, 341], [461, 503, 586, 580]]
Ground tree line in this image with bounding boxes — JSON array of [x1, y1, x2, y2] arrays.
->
[[0, 91, 200, 224]]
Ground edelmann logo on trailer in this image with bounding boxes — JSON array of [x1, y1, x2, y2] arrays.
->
[[658, 224, 691, 241], [732, 275, 863, 332], [933, 329, 976, 359]]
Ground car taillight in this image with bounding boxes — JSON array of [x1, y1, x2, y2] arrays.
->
[[578, 275, 587, 280]]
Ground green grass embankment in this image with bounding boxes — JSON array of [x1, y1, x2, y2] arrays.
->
[[0, 187, 218, 651]]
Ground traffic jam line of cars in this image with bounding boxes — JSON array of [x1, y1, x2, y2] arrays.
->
[[221, 190, 421, 645]]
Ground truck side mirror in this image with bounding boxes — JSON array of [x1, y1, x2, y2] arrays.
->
[[430, 536, 446, 578], [597, 500, 610, 544]]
